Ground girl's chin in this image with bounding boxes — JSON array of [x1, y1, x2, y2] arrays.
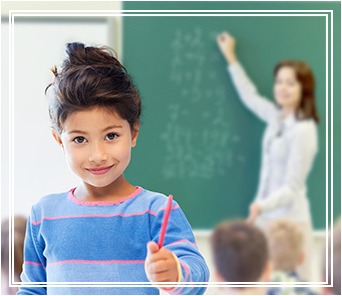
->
[[83, 180, 117, 188]]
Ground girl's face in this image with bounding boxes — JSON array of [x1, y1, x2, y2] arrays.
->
[[274, 66, 302, 110], [53, 107, 139, 188]]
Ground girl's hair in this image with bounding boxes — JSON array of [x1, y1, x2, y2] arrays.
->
[[45, 42, 141, 134], [274, 60, 319, 124]]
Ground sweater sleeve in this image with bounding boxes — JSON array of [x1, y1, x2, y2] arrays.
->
[[149, 200, 209, 295], [228, 62, 278, 123], [257, 122, 318, 213], [17, 208, 47, 295]]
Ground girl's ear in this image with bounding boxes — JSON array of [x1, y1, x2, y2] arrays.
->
[[51, 129, 64, 152], [131, 120, 140, 148]]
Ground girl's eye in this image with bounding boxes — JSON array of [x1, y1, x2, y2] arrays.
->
[[105, 133, 118, 141], [73, 136, 86, 144]]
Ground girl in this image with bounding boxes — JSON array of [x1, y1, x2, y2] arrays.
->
[[217, 32, 319, 281], [18, 42, 209, 295]]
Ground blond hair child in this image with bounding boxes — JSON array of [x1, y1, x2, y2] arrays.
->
[[264, 218, 317, 295]]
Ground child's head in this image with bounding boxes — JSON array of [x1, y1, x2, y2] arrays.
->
[[211, 220, 270, 283], [264, 218, 303, 272], [46, 43, 141, 188]]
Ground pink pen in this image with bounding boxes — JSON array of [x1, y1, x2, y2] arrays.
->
[[158, 195, 173, 249]]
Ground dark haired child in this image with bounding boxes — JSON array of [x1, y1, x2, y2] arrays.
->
[[211, 220, 271, 295], [18, 43, 209, 295]]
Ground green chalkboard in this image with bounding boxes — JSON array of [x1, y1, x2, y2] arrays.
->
[[123, 2, 341, 230]]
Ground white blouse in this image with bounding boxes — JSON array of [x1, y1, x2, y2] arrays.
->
[[228, 62, 318, 223]]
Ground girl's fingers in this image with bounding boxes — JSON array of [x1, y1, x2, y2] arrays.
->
[[147, 260, 168, 274], [147, 269, 173, 282], [146, 249, 178, 283], [147, 247, 172, 264], [147, 257, 175, 274]]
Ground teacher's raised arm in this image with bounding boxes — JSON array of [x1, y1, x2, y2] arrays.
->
[[217, 32, 278, 123]]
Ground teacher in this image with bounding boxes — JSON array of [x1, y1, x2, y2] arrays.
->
[[217, 32, 319, 281]]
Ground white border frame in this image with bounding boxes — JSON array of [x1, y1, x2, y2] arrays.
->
[[7, 9, 334, 289]]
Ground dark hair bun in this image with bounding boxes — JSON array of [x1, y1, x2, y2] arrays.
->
[[45, 42, 141, 134], [63, 42, 124, 70]]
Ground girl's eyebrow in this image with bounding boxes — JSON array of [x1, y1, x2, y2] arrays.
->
[[68, 130, 87, 135], [103, 125, 123, 132], [68, 125, 123, 135]]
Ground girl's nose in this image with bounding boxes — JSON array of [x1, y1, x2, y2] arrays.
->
[[88, 143, 108, 163]]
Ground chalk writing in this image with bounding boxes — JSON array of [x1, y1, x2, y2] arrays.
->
[[161, 28, 245, 179]]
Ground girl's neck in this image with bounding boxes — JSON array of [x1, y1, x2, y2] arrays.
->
[[74, 175, 137, 202]]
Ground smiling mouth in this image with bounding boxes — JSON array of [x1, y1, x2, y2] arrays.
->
[[86, 165, 114, 175]]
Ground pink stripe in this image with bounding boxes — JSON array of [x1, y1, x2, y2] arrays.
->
[[68, 186, 143, 206], [180, 261, 190, 282], [170, 285, 183, 294], [31, 209, 158, 225], [25, 261, 42, 266], [31, 198, 180, 225], [25, 261, 46, 269], [47, 259, 145, 266], [157, 205, 179, 213], [166, 239, 198, 248]]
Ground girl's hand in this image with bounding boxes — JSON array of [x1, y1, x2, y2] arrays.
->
[[145, 241, 178, 283], [247, 203, 261, 224], [217, 31, 237, 64]]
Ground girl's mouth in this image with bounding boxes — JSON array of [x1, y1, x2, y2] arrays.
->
[[86, 165, 114, 175]]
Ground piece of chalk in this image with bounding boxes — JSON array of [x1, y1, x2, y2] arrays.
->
[[158, 195, 173, 249]]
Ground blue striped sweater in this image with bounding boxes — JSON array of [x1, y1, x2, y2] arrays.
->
[[18, 187, 209, 295]]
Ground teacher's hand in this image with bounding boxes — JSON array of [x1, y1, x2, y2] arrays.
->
[[247, 203, 261, 224], [217, 31, 237, 65]]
